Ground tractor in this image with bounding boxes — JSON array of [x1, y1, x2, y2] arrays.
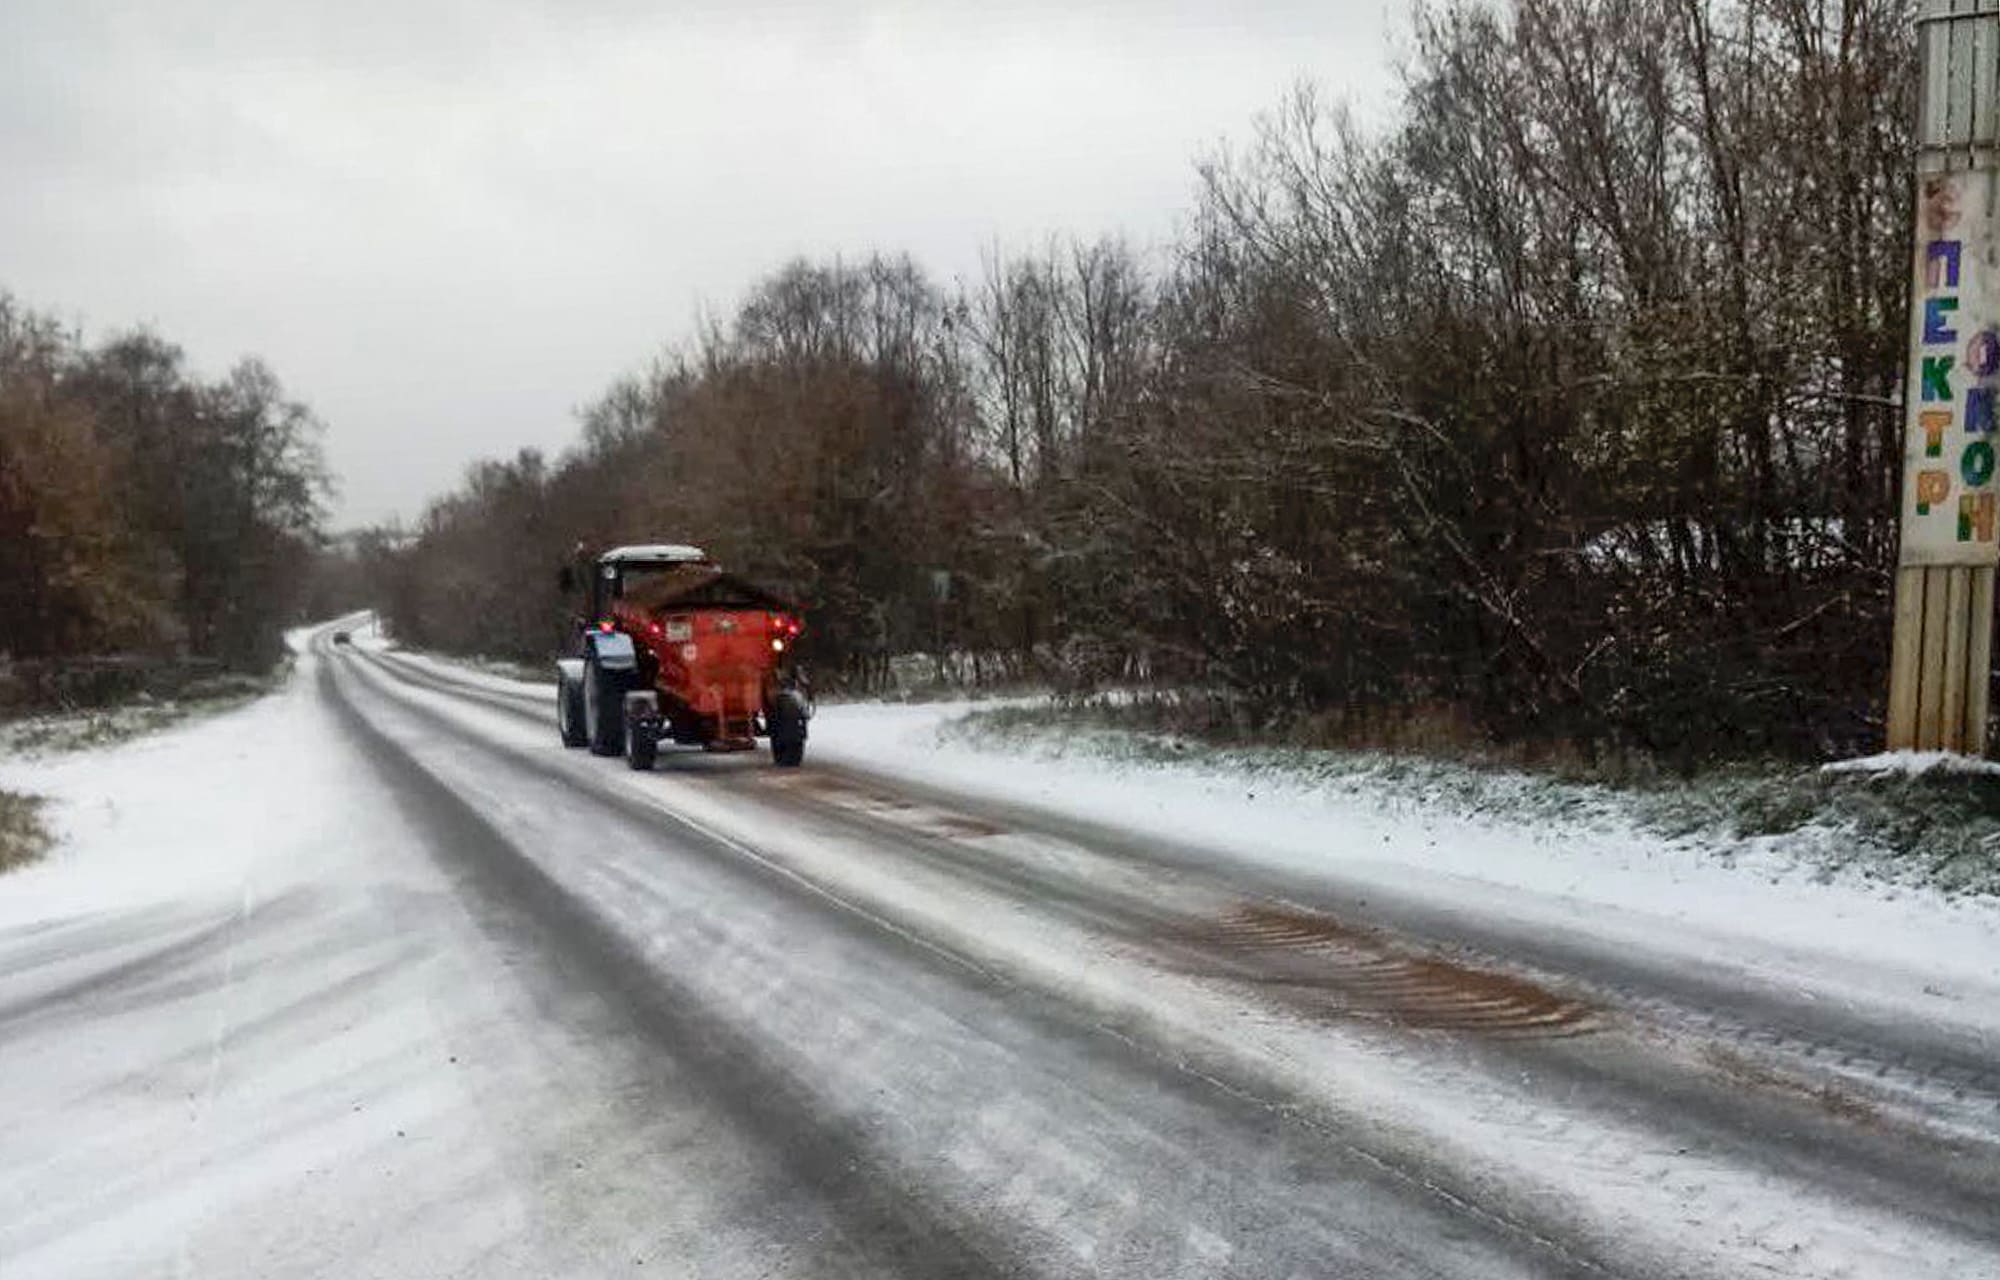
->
[[555, 543, 812, 768]]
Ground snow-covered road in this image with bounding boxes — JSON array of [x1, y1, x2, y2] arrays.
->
[[3, 623, 1997, 1278]]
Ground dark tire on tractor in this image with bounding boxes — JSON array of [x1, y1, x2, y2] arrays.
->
[[586, 660, 627, 757], [558, 672, 588, 748], [768, 689, 809, 768], [628, 721, 658, 771]]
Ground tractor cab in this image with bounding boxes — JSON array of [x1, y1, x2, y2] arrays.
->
[[577, 544, 713, 624]]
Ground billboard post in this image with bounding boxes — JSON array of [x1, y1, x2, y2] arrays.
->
[[1888, 0, 2000, 753]]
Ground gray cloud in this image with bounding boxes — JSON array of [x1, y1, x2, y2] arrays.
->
[[2, 0, 1398, 525]]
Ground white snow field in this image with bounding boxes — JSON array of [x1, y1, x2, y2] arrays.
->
[[2, 623, 1996, 1279], [0, 631, 822, 1277]]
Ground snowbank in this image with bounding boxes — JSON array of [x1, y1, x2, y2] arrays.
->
[[1821, 749, 2000, 776]]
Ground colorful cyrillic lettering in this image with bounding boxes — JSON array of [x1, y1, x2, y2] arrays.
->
[[1961, 492, 1996, 542], [1969, 388, 1997, 436], [1923, 409, 1953, 456], [1918, 469, 1952, 514], [1927, 297, 1962, 344], [1927, 240, 1964, 289], [1924, 356, 1956, 400], [1964, 441, 1996, 486], [1968, 329, 2000, 377]]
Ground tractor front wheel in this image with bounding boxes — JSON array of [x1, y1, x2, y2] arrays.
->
[[558, 671, 587, 748], [625, 692, 661, 771], [628, 721, 658, 770]]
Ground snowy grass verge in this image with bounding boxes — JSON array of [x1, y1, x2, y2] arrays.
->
[[0, 790, 52, 873], [938, 702, 2000, 899], [416, 652, 548, 685], [0, 668, 279, 759], [1636, 765, 2000, 896], [0, 665, 286, 877]]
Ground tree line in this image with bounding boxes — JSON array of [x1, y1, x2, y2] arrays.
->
[[361, 0, 1916, 763], [0, 295, 328, 678]]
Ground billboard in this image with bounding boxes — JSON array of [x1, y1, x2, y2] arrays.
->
[[1901, 167, 2000, 565]]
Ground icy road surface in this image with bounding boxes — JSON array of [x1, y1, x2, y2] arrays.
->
[[2, 623, 1998, 1278]]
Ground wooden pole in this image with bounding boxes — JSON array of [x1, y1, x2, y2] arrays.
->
[[1917, 570, 1951, 747], [1942, 566, 1970, 750], [1968, 567, 1995, 753], [1887, 566, 1926, 749]]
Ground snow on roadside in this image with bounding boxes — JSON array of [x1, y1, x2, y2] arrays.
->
[[0, 650, 493, 1277], [808, 700, 2000, 1025], [0, 632, 736, 1279], [0, 684, 298, 922], [0, 621, 347, 909], [1821, 748, 2000, 776]]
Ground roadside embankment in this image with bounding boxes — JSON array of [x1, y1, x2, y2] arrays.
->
[[873, 698, 2000, 901]]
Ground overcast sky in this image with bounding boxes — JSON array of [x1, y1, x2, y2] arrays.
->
[[3, 0, 1402, 527]]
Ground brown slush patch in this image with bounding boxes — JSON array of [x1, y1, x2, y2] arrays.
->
[[1697, 1043, 1882, 1126], [1184, 903, 1596, 1038], [761, 771, 1006, 838]]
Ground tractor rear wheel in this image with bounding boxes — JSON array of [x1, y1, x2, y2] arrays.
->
[[767, 688, 808, 768], [586, 660, 627, 757]]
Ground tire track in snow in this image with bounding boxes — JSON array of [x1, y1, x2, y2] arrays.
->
[[174, 875, 255, 1280]]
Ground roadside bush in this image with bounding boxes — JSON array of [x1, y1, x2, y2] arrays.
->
[[0, 790, 52, 873]]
